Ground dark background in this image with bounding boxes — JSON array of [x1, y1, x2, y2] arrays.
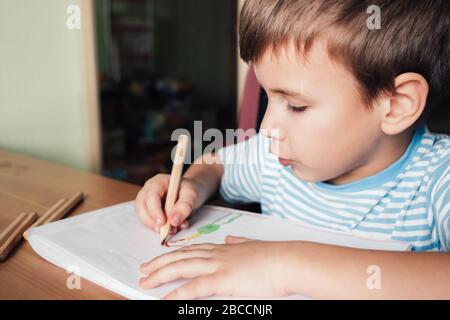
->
[[95, 0, 238, 185]]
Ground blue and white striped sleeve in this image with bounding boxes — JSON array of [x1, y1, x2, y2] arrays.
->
[[430, 158, 450, 252], [217, 133, 267, 204]]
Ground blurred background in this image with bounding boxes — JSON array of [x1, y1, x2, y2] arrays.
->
[[0, 0, 249, 185], [95, 0, 238, 184], [0, 0, 447, 187]]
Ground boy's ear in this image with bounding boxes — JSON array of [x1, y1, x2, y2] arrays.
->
[[379, 72, 429, 135]]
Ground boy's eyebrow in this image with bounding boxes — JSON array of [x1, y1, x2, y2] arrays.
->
[[270, 87, 311, 100], [254, 70, 311, 100]]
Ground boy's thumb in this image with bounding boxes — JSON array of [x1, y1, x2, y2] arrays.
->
[[169, 200, 193, 226]]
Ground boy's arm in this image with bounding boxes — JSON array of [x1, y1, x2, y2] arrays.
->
[[182, 152, 224, 209], [140, 236, 450, 299], [285, 241, 450, 299]]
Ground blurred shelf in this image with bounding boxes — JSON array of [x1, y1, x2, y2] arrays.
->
[[118, 52, 153, 60], [112, 0, 148, 4], [111, 24, 152, 33]]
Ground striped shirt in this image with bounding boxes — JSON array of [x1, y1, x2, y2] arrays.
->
[[217, 127, 450, 252]]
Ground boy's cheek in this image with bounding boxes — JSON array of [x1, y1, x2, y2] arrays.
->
[[289, 139, 331, 175], [290, 149, 351, 182]]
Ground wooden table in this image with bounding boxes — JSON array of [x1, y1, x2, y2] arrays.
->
[[0, 149, 142, 299]]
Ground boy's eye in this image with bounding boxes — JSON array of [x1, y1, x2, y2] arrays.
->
[[286, 104, 308, 113]]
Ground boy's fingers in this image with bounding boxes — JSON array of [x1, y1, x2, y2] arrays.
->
[[170, 187, 196, 226], [170, 200, 192, 226], [167, 222, 187, 237], [225, 235, 252, 244], [135, 174, 172, 231], [135, 202, 159, 232], [135, 192, 156, 229], [179, 221, 189, 230], [139, 258, 214, 290], [140, 249, 212, 275], [145, 189, 166, 226], [163, 275, 218, 300], [169, 226, 178, 235]]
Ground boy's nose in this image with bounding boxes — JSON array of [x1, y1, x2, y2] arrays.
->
[[260, 127, 284, 140], [259, 107, 286, 140]]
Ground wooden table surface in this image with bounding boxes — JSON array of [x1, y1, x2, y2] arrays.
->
[[0, 149, 142, 299]]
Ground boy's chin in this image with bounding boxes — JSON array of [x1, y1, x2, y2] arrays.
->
[[292, 167, 352, 185], [290, 166, 324, 183]]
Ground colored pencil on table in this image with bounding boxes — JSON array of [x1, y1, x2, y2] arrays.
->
[[0, 212, 38, 262], [23, 192, 84, 240], [22, 198, 67, 240]]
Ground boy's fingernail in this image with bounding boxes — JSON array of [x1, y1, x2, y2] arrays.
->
[[139, 277, 148, 284], [156, 218, 162, 225]]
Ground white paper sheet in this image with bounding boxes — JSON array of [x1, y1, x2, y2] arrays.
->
[[28, 202, 410, 299]]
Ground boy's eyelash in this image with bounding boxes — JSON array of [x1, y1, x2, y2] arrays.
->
[[287, 104, 308, 113]]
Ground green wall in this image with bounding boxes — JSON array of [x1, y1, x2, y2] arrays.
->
[[0, 0, 94, 170]]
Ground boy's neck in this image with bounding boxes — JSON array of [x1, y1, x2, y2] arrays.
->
[[327, 129, 415, 185]]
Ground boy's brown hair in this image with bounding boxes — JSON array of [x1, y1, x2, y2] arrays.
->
[[239, 0, 450, 126]]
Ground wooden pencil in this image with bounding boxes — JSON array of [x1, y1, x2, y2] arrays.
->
[[0, 212, 38, 262], [160, 134, 189, 245], [0, 213, 28, 248], [43, 192, 84, 224], [23, 198, 68, 240]]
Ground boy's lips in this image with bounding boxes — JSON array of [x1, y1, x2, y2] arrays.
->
[[270, 147, 294, 166], [278, 157, 293, 166]]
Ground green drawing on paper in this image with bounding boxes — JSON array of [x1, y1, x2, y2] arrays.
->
[[166, 213, 242, 247]]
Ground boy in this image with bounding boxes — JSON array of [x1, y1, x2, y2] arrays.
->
[[136, 0, 449, 299]]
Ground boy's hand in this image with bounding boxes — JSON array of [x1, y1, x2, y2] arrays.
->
[[139, 236, 292, 299], [135, 174, 201, 234]]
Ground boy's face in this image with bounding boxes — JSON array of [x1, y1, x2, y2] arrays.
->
[[254, 41, 384, 184]]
